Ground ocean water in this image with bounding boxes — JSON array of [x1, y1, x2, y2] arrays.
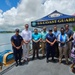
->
[[0, 33, 14, 52], [0, 33, 32, 52]]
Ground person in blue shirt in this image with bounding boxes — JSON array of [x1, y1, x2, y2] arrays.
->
[[11, 29, 23, 66], [58, 27, 69, 64], [32, 29, 41, 60], [46, 28, 56, 63], [64, 24, 74, 57], [53, 26, 60, 38], [53, 26, 60, 58]]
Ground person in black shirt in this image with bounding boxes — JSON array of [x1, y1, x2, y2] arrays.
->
[[46, 28, 56, 63], [11, 29, 23, 66]]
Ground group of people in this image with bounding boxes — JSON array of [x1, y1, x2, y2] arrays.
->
[[11, 24, 75, 71]]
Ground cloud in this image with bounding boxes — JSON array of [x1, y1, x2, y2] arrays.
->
[[44, 0, 75, 15], [5, 0, 11, 7], [0, 0, 75, 30], [0, 9, 3, 13]]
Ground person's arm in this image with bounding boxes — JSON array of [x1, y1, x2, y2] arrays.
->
[[69, 35, 73, 41], [36, 38, 41, 43], [52, 39, 57, 45], [51, 35, 57, 45], [11, 41, 16, 48], [21, 31, 26, 43], [32, 39, 37, 42], [57, 35, 61, 43], [40, 33, 42, 42], [28, 31, 32, 42], [17, 40, 24, 49], [11, 36, 16, 48], [46, 34, 51, 44], [16, 37, 24, 49], [36, 34, 41, 43], [65, 34, 69, 43], [69, 30, 74, 41], [46, 39, 51, 44], [32, 33, 37, 43], [23, 39, 28, 44]]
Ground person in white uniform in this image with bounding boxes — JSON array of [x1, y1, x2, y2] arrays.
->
[[21, 24, 32, 62]]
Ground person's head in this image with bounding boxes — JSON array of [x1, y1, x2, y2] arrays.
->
[[15, 29, 19, 35], [54, 25, 57, 32], [43, 27, 46, 32], [49, 28, 52, 34], [34, 28, 38, 34], [60, 27, 64, 35], [25, 24, 29, 30], [65, 24, 69, 30]]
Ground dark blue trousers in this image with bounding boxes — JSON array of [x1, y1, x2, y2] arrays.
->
[[46, 45, 55, 60], [13, 49, 22, 63]]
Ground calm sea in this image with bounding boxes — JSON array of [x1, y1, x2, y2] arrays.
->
[[0, 33, 14, 52], [0, 33, 32, 52]]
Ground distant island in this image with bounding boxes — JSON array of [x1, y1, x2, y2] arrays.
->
[[0, 26, 75, 33], [0, 31, 15, 33]]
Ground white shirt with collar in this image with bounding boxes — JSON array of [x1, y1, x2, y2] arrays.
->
[[21, 29, 32, 41]]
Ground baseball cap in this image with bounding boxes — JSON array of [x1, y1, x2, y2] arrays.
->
[[49, 28, 52, 31], [15, 29, 19, 32]]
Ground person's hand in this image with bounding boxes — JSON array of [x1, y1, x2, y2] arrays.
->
[[50, 42, 54, 46], [35, 41, 38, 43], [27, 40, 30, 43], [24, 40, 28, 44], [61, 42, 65, 44], [61, 42, 65, 46], [43, 41, 46, 43], [16, 47, 20, 50], [25, 42, 28, 44]]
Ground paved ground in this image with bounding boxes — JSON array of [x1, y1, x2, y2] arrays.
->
[[2, 57, 75, 75]]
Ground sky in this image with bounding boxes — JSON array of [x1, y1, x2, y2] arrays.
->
[[0, 0, 75, 31]]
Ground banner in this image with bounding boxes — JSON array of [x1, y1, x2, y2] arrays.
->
[[31, 17, 75, 27]]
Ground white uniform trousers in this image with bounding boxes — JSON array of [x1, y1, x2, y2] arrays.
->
[[22, 43, 30, 60]]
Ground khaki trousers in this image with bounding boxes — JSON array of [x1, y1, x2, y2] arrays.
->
[[58, 46, 68, 61], [41, 42, 46, 56], [67, 41, 72, 57]]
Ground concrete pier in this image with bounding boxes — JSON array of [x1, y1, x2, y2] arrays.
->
[[2, 58, 75, 75]]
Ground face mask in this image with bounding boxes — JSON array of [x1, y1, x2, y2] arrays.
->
[[61, 32, 64, 35]]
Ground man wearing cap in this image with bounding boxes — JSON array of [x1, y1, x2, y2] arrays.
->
[[46, 28, 56, 63], [11, 29, 23, 66]]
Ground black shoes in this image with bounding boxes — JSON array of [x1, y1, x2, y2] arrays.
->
[[15, 61, 22, 67], [15, 63, 18, 67], [37, 57, 40, 59], [46, 59, 49, 63], [32, 57, 34, 60], [46, 57, 55, 63], [46, 60, 49, 63], [19, 62, 22, 65]]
